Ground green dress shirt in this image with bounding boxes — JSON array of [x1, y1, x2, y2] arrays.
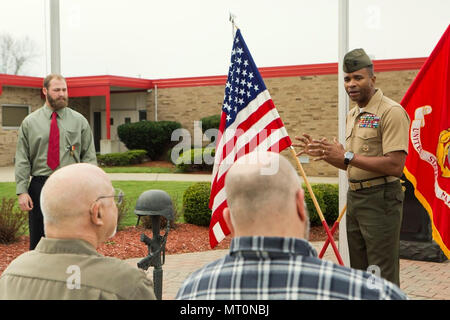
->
[[0, 238, 156, 300], [15, 104, 97, 194]]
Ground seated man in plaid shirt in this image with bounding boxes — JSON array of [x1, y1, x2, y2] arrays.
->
[[176, 151, 407, 300]]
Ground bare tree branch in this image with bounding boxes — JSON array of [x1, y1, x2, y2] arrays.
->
[[0, 33, 38, 75]]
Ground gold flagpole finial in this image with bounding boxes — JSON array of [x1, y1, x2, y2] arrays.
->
[[229, 12, 238, 38]]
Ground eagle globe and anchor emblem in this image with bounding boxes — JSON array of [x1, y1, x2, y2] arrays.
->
[[410, 105, 450, 207], [436, 128, 450, 179]]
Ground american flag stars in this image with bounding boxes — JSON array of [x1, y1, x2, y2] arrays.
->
[[222, 39, 266, 124]]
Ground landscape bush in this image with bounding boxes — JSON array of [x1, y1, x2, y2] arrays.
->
[[117, 120, 182, 160], [0, 198, 27, 244], [175, 147, 215, 172], [97, 149, 147, 166], [200, 114, 221, 134], [318, 184, 339, 224], [116, 197, 131, 231], [180, 182, 338, 228], [182, 182, 212, 227], [303, 183, 339, 226]]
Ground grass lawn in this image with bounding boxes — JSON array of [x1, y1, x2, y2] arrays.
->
[[0, 181, 195, 228], [112, 181, 194, 226], [0, 183, 17, 200]]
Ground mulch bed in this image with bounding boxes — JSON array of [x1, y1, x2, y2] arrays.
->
[[0, 224, 337, 276]]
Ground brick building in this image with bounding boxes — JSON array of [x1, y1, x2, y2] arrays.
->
[[0, 57, 424, 176]]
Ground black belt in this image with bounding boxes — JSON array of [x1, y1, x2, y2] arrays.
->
[[32, 176, 49, 183]]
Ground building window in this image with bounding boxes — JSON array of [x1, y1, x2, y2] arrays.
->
[[139, 110, 147, 121], [124, 117, 131, 124], [1, 105, 30, 129]]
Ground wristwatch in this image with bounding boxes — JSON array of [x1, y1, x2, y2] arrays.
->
[[344, 151, 354, 165]]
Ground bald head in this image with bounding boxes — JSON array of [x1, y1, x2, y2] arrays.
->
[[224, 152, 309, 238], [41, 163, 113, 226]]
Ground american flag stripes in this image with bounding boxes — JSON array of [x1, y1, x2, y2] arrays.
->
[[208, 29, 292, 248]]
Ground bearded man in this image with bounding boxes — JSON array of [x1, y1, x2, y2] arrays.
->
[[15, 74, 97, 250]]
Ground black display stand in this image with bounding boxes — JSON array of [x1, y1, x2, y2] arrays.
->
[[400, 174, 447, 262]]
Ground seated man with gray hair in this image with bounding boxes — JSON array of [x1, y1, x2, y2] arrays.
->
[[0, 163, 155, 300], [176, 151, 407, 300]]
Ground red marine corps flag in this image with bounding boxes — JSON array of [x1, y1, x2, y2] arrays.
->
[[208, 29, 292, 248], [402, 25, 450, 259]]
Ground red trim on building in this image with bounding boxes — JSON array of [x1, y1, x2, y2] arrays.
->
[[373, 57, 427, 72], [68, 86, 110, 97], [0, 74, 43, 87], [66, 75, 152, 91], [151, 57, 426, 88], [152, 75, 227, 89], [0, 57, 426, 94], [0, 74, 43, 93], [0, 74, 153, 96]]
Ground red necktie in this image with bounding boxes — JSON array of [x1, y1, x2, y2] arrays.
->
[[47, 111, 60, 170]]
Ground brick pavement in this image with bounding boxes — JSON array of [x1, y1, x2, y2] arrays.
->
[[127, 241, 449, 300]]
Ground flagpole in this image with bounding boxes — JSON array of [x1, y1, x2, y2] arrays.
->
[[318, 204, 346, 258], [338, 0, 351, 266], [289, 147, 344, 265], [229, 12, 238, 38]]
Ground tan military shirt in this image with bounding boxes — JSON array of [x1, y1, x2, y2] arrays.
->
[[345, 89, 410, 181], [0, 238, 156, 300], [15, 104, 97, 195]]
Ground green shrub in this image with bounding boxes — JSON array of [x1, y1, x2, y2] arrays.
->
[[0, 198, 27, 244], [303, 184, 326, 227], [97, 149, 147, 166], [117, 120, 182, 160], [116, 197, 131, 231], [176, 147, 215, 172], [200, 114, 221, 134], [318, 184, 339, 224], [303, 183, 339, 226], [182, 182, 212, 227]]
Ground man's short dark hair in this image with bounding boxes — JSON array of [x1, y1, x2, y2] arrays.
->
[[365, 65, 375, 77], [43, 74, 66, 90]]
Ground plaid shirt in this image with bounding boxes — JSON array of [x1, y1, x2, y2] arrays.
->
[[176, 236, 407, 300]]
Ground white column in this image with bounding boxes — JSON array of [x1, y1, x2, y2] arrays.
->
[[50, 0, 61, 74], [338, 0, 350, 266]]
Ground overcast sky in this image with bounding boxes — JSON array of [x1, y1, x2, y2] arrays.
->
[[1, 0, 449, 79]]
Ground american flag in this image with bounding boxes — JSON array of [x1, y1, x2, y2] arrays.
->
[[208, 29, 292, 248]]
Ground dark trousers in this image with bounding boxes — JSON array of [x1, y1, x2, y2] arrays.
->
[[28, 176, 49, 250], [346, 180, 404, 287]]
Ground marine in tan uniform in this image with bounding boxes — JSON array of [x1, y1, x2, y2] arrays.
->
[[293, 49, 410, 286], [0, 163, 156, 300]]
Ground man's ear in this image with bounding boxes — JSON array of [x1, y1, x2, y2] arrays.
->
[[222, 207, 235, 237], [90, 201, 104, 227], [42, 87, 47, 97], [296, 189, 306, 222]]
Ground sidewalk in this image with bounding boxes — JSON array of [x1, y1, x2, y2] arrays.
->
[[0, 166, 338, 184], [128, 242, 450, 300]]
